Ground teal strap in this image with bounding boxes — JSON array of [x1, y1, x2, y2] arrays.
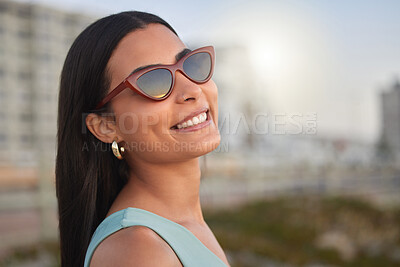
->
[[84, 208, 228, 267]]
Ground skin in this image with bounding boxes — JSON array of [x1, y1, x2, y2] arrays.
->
[[86, 23, 229, 266]]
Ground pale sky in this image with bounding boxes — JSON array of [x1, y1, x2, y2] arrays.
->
[[17, 0, 400, 143]]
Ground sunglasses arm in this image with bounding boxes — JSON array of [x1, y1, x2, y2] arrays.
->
[[94, 81, 128, 110]]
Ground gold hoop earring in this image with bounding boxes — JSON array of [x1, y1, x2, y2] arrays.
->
[[111, 140, 125, 160]]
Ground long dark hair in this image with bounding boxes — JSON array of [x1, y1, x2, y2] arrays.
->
[[56, 11, 178, 267]]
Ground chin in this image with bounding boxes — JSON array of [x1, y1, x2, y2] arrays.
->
[[187, 132, 221, 158]]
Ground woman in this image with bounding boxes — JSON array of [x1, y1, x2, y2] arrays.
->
[[56, 10, 230, 267]]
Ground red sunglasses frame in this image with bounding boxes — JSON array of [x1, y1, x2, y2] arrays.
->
[[94, 46, 215, 110]]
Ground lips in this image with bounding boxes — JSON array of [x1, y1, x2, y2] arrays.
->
[[170, 107, 209, 129]]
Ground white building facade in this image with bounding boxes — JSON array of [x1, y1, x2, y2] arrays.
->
[[0, 0, 93, 167], [380, 80, 400, 162]]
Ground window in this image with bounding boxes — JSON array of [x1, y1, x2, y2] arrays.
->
[[20, 134, 32, 144], [0, 133, 7, 143], [20, 113, 33, 122], [18, 29, 31, 39], [18, 71, 31, 81], [17, 6, 32, 18], [0, 2, 8, 13], [0, 89, 6, 99], [64, 16, 76, 26], [38, 52, 51, 62]]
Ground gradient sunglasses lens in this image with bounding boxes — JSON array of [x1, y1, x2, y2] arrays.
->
[[136, 68, 172, 98], [183, 52, 212, 81], [135, 51, 212, 98]]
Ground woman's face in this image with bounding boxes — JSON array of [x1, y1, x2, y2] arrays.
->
[[106, 23, 220, 164]]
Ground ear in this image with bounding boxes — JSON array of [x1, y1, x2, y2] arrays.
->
[[85, 113, 121, 143]]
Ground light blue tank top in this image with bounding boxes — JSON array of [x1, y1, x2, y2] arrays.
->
[[84, 207, 229, 267]]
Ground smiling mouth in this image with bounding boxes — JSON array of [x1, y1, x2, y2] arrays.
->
[[170, 110, 210, 130]]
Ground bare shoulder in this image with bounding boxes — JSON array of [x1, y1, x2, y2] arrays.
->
[[90, 225, 182, 267]]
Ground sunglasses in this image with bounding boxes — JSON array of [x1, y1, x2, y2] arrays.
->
[[94, 46, 215, 110]]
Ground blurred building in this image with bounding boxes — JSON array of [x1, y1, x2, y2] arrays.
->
[[380, 79, 400, 162], [212, 44, 376, 167], [213, 45, 268, 152], [0, 0, 93, 167]]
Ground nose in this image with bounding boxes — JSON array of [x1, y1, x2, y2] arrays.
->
[[173, 71, 202, 104]]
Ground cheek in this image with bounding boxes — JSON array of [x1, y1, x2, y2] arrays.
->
[[208, 80, 218, 103], [205, 80, 219, 124], [115, 107, 169, 144], [115, 112, 140, 136], [116, 111, 172, 162], [116, 114, 156, 137]]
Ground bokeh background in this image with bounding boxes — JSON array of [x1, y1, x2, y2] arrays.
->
[[1, 0, 400, 266]]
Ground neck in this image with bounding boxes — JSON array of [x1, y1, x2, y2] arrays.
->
[[112, 157, 205, 225]]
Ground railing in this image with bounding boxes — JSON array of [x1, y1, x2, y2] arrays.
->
[[1, 164, 399, 257]]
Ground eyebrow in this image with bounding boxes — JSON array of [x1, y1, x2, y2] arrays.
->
[[129, 48, 192, 76]]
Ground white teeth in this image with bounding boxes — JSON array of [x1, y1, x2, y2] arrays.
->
[[175, 112, 207, 129]]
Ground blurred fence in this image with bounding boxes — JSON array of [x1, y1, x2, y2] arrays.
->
[[201, 166, 400, 209], [1, 159, 400, 259]]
